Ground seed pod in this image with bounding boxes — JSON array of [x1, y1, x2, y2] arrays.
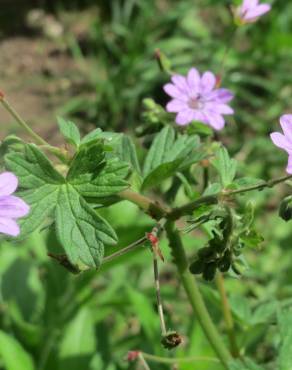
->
[[203, 262, 217, 281], [198, 246, 216, 262], [218, 250, 231, 272], [210, 237, 225, 253], [189, 258, 204, 274]]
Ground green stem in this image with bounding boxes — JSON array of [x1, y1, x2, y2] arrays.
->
[[215, 272, 240, 358], [153, 254, 167, 336], [164, 221, 232, 369], [1, 97, 49, 146], [102, 236, 147, 264], [138, 353, 151, 370], [0, 96, 69, 163], [119, 189, 168, 219], [141, 352, 219, 364], [170, 174, 292, 219], [169, 195, 218, 220], [227, 174, 292, 195]]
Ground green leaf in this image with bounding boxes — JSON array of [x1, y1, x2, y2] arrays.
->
[[59, 307, 96, 370], [278, 309, 292, 370], [143, 126, 175, 176], [116, 135, 141, 174], [186, 121, 213, 137], [5, 144, 64, 188], [69, 158, 129, 198], [5, 143, 122, 268], [81, 128, 103, 145], [212, 146, 237, 187], [55, 184, 117, 269], [67, 140, 105, 180], [0, 330, 35, 370], [5, 144, 64, 238], [142, 126, 200, 190], [142, 158, 183, 190], [17, 185, 60, 238], [57, 117, 81, 148], [239, 229, 264, 249]]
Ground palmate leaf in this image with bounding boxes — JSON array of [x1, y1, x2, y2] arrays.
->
[[5, 143, 128, 269], [142, 126, 201, 190], [56, 185, 117, 269]]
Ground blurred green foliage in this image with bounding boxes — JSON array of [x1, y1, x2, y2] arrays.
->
[[1, 1, 292, 370]]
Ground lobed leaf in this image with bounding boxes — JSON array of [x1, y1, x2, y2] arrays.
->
[[55, 185, 117, 269]]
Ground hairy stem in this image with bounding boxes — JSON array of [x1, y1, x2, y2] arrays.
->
[[102, 236, 147, 264], [153, 255, 167, 336], [0, 95, 69, 163], [164, 221, 232, 369], [0, 96, 49, 146], [215, 272, 240, 358], [169, 174, 292, 219], [119, 189, 168, 219], [141, 352, 219, 364], [227, 174, 292, 195], [138, 353, 151, 370]]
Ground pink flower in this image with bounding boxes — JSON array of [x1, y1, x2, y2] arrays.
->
[[163, 68, 234, 130], [0, 172, 30, 236], [235, 0, 271, 24], [270, 115, 292, 174]]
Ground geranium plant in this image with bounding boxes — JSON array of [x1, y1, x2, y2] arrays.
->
[[1, 1, 291, 370]]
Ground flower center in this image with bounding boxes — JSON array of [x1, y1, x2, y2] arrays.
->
[[188, 96, 204, 110]]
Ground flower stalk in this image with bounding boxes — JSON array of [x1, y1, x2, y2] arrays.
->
[[215, 272, 240, 357], [0, 95, 69, 163], [164, 220, 232, 369]]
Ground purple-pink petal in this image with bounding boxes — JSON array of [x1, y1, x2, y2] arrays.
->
[[0, 217, 20, 237], [187, 68, 200, 91], [205, 112, 225, 131], [0, 172, 18, 196], [0, 195, 30, 218], [206, 89, 234, 103], [175, 110, 194, 126], [279, 114, 292, 143], [163, 83, 187, 100], [242, 0, 259, 9], [205, 103, 234, 115], [171, 75, 189, 93], [287, 156, 292, 174], [244, 4, 271, 20], [166, 99, 187, 113], [200, 71, 216, 94], [270, 132, 292, 153]]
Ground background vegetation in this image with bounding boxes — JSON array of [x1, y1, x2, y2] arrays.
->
[[1, 1, 292, 369]]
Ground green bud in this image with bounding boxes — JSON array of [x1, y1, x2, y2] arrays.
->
[[161, 331, 182, 350]]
